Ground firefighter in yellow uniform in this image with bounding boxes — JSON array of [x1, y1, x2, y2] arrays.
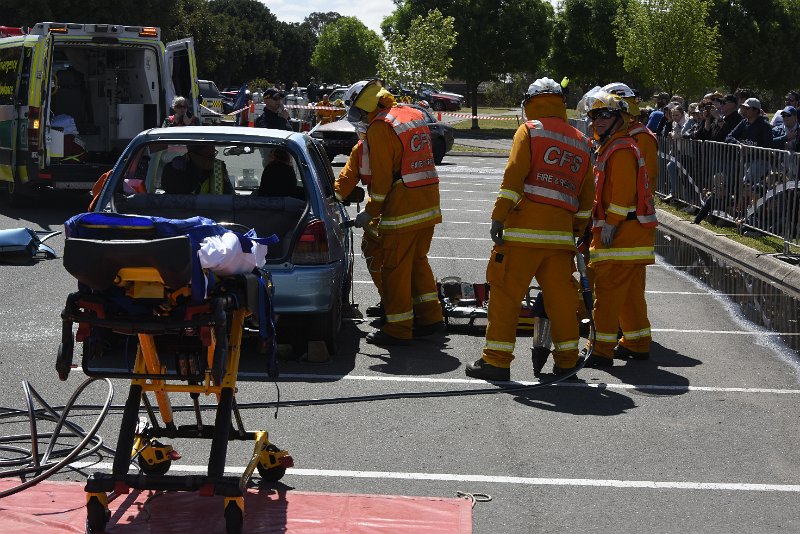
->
[[602, 82, 658, 192], [345, 79, 444, 345], [316, 94, 344, 125], [465, 78, 595, 381], [334, 130, 384, 314], [584, 91, 658, 367]]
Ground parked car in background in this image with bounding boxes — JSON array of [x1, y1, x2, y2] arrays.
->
[[418, 83, 463, 111], [309, 103, 455, 164], [198, 79, 224, 124], [92, 126, 361, 355]]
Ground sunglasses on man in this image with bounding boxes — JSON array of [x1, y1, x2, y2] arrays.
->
[[589, 110, 617, 121]]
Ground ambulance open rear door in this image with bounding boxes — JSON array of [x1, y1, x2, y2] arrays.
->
[[163, 38, 199, 123]]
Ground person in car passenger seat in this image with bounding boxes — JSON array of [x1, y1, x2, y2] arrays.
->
[[161, 144, 233, 194]]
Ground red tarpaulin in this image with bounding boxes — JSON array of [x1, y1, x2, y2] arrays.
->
[[0, 479, 472, 533]]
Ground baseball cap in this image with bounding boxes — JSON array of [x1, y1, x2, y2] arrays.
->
[[780, 105, 797, 117], [741, 97, 761, 109], [264, 88, 284, 100]]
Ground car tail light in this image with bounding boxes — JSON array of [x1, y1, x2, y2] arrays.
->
[[292, 220, 330, 264], [27, 106, 40, 152]]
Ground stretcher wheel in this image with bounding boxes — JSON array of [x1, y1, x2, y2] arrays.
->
[[137, 455, 171, 476], [256, 444, 286, 482], [85, 496, 110, 533], [224, 501, 244, 534]]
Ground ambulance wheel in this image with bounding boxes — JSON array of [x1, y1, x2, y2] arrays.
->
[[137, 455, 171, 476], [224, 500, 244, 534], [85, 496, 110, 533], [433, 137, 446, 165], [256, 444, 287, 482], [6, 181, 33, 208]]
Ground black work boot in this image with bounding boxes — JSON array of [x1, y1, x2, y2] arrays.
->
[[465, 358, 510, 381], [365, 302, 384, 318], [583, 354, 614, 368], [413, 321, 446, 338], [365, 330, 411, 346], [614, 344, 650, 360], [531, 347, 550, 377]]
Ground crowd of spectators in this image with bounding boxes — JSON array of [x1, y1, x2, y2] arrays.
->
[[638, 88, 800, 234]]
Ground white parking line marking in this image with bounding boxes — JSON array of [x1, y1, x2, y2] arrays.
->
[[68, 462, 800, 492], [433, 236, 493, 241], [242, 373, 800, 394]]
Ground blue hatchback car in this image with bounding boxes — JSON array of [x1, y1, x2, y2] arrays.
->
[[92, 126, 358, 354]]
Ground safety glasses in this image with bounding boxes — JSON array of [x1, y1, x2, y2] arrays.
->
[[589, 110, 616, 121]]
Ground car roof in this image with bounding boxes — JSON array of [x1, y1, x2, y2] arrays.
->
[[142, 126, 304, 144]]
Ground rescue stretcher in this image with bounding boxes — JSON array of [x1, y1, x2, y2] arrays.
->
[[55, 213, 291, 534], [437, 277, 541, 331]]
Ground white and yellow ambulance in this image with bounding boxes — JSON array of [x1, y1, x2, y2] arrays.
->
[[0, 22, 200, 204]]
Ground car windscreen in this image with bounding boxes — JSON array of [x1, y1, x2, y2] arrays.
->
[[103, 141, 307, 203]]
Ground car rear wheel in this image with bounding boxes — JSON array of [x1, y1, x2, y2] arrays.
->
[[305, 293, 341, 356], [432, 100, 445, 112], [433, 137, 446, 165]]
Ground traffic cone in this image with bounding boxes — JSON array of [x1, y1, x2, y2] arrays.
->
[[248, 101, 255, 127]]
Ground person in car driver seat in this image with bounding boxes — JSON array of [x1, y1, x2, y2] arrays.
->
[[161, 144, 233, 194]]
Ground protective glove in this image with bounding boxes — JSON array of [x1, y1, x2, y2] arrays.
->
[[600, 223, 617, 246], [490, 219, 504, 245], [354, 209, 373, 229]]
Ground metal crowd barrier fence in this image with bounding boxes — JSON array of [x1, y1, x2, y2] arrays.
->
[[657, 137, 800, 255]]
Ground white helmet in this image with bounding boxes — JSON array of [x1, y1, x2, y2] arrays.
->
[[601, 82, 640, 116], [344, 79, 382, 124], [601, 82, 636, 99], [523, 77, 563, 102]]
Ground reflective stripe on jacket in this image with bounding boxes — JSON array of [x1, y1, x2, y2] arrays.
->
[[374, 106, 439, 188], [358, 140, 372, 186], [198, 160, 225, 194], [592, 137, 657, 229], [523, 118, 591, 212]]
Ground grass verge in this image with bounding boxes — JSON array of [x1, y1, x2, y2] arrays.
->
[[450, 143, 508, 155], [656, 198, 787, 255]]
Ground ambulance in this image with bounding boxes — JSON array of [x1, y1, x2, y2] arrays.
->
[[0, 22, 200, 204]]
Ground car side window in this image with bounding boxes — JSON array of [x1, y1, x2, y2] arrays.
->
[[307, 139, 336, 198]]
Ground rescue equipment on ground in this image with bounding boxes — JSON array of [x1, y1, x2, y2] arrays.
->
[[56, 212, 289, 534], [0, 228, 59, 264]]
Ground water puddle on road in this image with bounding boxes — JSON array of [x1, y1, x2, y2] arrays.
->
[[655, 230, 800, 357]]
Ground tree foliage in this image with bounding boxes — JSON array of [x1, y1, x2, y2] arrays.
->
[[615, 0, 720, 97], [378, 9, 456, 91], [549, 0, 629, 90], [390, 0, 554, 128], [311, 17, 383, 84], [303, 12, 343, 39], [710, 0, 800, 96]]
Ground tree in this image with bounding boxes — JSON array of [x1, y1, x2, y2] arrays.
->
[[390, 0, 554, 129], [615, 0, 720, 98], [378, 9, 456, 91], [303, 11, 342, 39], [275, 22, 317, 87], [311, 17, 384, 84], [548, 0, 630, 91], [709, 0, 799, 98]]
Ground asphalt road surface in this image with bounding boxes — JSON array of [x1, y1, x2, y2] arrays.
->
[[0, 155, 798, 533]]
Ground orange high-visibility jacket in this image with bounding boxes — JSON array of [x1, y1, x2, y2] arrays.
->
[[364, 108, 441, 235], [334, 140, 372, 202], [523, 118, 592, 212], [373, 106, 439, 188]]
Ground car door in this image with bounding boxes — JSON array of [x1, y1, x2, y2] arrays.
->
[[163, 38, 199, 121], [0, 41, 25, 182]]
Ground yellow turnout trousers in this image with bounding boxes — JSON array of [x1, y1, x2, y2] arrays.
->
[[381, 226, 443, 339], [483, 245, 580, 369], [361, 221, 383, 296], [590, 262, 651, 358]]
